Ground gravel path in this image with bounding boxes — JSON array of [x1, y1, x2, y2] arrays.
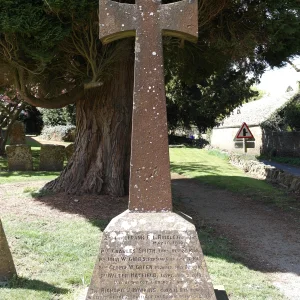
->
[[172, 173, 300, 300]]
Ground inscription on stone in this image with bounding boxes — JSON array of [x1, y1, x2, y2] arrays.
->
[[87, 212, 216, 299], [87, 0, 217, 298]]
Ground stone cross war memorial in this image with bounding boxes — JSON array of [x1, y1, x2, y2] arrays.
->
[[87, 0, 217, 299]]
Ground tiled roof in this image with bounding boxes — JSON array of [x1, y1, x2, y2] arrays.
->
[[218, 89, 299, 128]]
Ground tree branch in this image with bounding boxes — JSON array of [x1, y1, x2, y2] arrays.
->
[[287, 59, 300, 72], [13, 67, 84, 108], [21, 85, 84, 108]]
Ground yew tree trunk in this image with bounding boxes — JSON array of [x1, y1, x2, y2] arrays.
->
[[45, 59, 134, 196]]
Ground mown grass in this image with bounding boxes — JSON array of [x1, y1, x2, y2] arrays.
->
[[0, 217, 106, 300], [170, 148, 293, 209], [198, 226, 285, 299], [1, 212, 284, 300], [0, 147, 290, 299], [0, 171, 59, 184]]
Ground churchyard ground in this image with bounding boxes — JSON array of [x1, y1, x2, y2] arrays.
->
[[0, 145, 299, 299]]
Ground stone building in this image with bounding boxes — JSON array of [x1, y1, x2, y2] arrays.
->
[[210, 89, 300, 156]]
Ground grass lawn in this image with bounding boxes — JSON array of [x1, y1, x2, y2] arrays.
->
[[1, 206, 284, 300], [0, 216, 105, 300], [170, 147, 295, 210], [198, 227, 285, 299], [0, 147, 290, 299]]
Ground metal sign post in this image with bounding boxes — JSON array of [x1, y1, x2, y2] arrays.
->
[[234, 122, 254, 154], [243, 138, 247, 153]]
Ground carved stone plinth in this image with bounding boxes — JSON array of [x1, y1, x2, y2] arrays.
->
[[87, 211, 216, 300]]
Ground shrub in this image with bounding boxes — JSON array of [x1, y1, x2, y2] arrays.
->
[[284, 102, 300, 131], [40, 125, 76, 142], [39, 105, 76, 127]]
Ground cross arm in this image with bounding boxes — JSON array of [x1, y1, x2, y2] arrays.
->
[[99, 0, 136, 44], [160, 0, 198, 43]]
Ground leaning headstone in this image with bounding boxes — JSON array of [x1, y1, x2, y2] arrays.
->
[[87, 0, 216, 299], [0, 219, 17, 282], [39, 144, 65, 171], [8, 121, 26, 145], [6, 145, 33, 171], [65, 143, 75, 161]]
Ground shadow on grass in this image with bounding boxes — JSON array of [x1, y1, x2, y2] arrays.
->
[[1, 276, 68, 294], [28, 186, 128, 229], [172, 176, 300, 277], [170, 162, 296, 209], [16, 158, 300, 282], [171, 162, 225, 176], [25, 136, 42, 147]]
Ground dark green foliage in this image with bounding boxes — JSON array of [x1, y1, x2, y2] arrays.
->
[[261, 0, 300, 67], [19, 105, 43, 134], [1, 0, 300, 129], [261, 92, 300, 131], [0, 1, 69, 66], [166, 67, 257, 132], [163, 0, 300, 132], [284, 102, 300, 131]]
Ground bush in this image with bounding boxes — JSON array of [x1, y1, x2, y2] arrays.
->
[[40, 125, 76, 142], [284, 102, 300, 131], [40, 105, 76, 127]]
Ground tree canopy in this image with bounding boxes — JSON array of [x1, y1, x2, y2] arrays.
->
[[164, 0, 300, 131], [1, 0, 299, 131], [1, 0, 300, 196]]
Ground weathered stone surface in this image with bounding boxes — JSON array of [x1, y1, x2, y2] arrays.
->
[[282, 174, 294, 188], [6, 145, 33, 171], [0, 219, 17, 281], [100, 0, 198, 212], [87, 211, 216, 300], [39, 144, 65, 171], [8, 121, 26, 145], [88, 2, 215, 298], [65, 143, 75, 161]]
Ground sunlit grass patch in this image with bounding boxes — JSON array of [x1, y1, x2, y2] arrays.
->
[[0, 217, 106, 300], [169, 148, 291, 209], [198, 226, 285, 299]]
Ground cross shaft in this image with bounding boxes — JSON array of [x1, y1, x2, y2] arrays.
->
[[99, 0, 198, 212]]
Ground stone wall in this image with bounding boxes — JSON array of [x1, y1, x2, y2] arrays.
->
[[262, 130, 300, 157], [211, 126, 263, 155], [229, 154, 300, 193]]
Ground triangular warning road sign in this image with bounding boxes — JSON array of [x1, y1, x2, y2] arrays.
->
[[235, 122, 254, 139]]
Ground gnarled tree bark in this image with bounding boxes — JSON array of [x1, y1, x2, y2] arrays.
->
[[44, 58, 134, 196]]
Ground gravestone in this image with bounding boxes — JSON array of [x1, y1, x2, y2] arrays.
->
[[0, 219, 17, 282], [39, 144, 65, 171], [87, 0, 216, 299], [6, 145, 33, 171], [8, 121, 26, 145]]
